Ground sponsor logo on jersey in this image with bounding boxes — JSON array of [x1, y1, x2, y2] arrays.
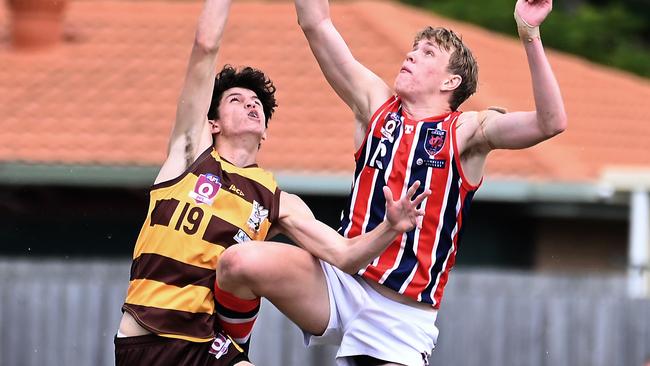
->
[[189, 174, 221, 205], [229, 184, 245, 197], [424, 128, 446, 157], [247, 200, 269, 233], [404, 124, 415, 134], [416, 157, 446, 169]]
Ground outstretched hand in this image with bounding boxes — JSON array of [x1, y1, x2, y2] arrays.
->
[[515, 0, 552, 27], [383, 181, 431, 233]]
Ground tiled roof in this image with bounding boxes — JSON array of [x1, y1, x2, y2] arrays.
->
[[1, 0, 649, 184]]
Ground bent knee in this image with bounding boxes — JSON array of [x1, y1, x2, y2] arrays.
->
[[216, 245, 246, 285], [216, 244, 262, 288]]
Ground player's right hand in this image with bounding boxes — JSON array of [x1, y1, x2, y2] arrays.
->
[[383, 181, 431, 232]]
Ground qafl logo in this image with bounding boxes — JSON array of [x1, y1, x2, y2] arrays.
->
[[208, 332, 231, 359], [380, 112, 402, 143], [189, 174, 221, 205]]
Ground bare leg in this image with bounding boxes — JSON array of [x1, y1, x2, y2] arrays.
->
[[216, 241, 330, 335]]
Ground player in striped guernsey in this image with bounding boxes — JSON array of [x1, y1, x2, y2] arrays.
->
[[114, 0, 430, 364], [216, 0, 567, 365]]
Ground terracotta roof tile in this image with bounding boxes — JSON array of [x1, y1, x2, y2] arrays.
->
[[1, 0, 649, 183]]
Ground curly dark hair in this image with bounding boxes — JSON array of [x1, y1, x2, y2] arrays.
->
[[207, 65, 277, 127]]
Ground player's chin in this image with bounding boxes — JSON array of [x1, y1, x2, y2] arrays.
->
[[393, 76, 405, 91], [393, 78, 414, 97]]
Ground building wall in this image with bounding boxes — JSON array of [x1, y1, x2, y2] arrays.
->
[[535, 218, 628, 273], [0, 185, 631, 274]]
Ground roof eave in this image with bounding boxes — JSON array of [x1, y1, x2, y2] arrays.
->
[[0, 163, 629, 204], [0, 163, 159, 188]]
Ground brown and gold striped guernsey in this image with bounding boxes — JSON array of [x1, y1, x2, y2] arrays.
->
[[123, 147, 281, 343]]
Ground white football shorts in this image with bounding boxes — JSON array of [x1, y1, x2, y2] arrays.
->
[[304, 261, 439, 366]]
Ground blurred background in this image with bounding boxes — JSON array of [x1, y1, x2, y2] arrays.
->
[[1, 0, 649, 365]]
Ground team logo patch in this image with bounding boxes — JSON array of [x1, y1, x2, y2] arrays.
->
[[208, 332, 231, 359], [233, 229, 251, 243], [247, 200, 269, 233], [424, 128, 446, 157], [189, 174, 221, 205]]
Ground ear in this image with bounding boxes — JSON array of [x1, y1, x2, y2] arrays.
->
[[441, 75, 462, 92], [209, 120, 221, 135], [261, 128, 268, 142]]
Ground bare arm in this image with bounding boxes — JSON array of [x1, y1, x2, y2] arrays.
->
[[295, 0, 392, 146], [276, 182, 430, 274], [463, 0, 567, 153], [155, 0, 232, 184]]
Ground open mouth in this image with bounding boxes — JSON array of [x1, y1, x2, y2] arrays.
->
[[248, 110, 259, 119]]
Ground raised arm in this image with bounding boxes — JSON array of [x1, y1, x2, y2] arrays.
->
[[295, 0, 392, 146], [275, 182, 430, 274], [463, 0, 567, 153], [155, 0, 232, 184]]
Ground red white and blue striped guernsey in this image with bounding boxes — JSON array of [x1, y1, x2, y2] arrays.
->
[[339, 96, 481, 308]]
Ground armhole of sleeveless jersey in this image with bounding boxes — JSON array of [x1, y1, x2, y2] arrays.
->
[[451, 113, 482, 191], [354, 96, 398, 160], [150, 146, 214, 191], [269, 186, 281, 224]]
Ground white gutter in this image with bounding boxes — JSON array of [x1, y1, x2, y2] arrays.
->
[[274, 172, 607, 203], [0, 163, 159, 187], [0, 163, 613, 203]]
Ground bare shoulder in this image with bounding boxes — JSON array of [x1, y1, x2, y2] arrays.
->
[[455, 107, 507, 154], [456, 107, 508, 129], [280, 191, 301, 206], [357, 87, 395, 125], [456, 111, 479, 128], [154, 131, 212, 185], [479, 106, 508, 125], [454, 111, 480, 143]]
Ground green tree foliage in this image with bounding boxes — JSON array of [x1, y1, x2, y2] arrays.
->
[[402, 0, 650, 78]]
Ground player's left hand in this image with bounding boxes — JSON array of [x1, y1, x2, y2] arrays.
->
[[383, 181, 431, 232], [515, 0, 552, 27]]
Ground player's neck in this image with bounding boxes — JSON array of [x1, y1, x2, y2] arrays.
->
[[400, 94, 452, 121], [214, 138, 259, 168]]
